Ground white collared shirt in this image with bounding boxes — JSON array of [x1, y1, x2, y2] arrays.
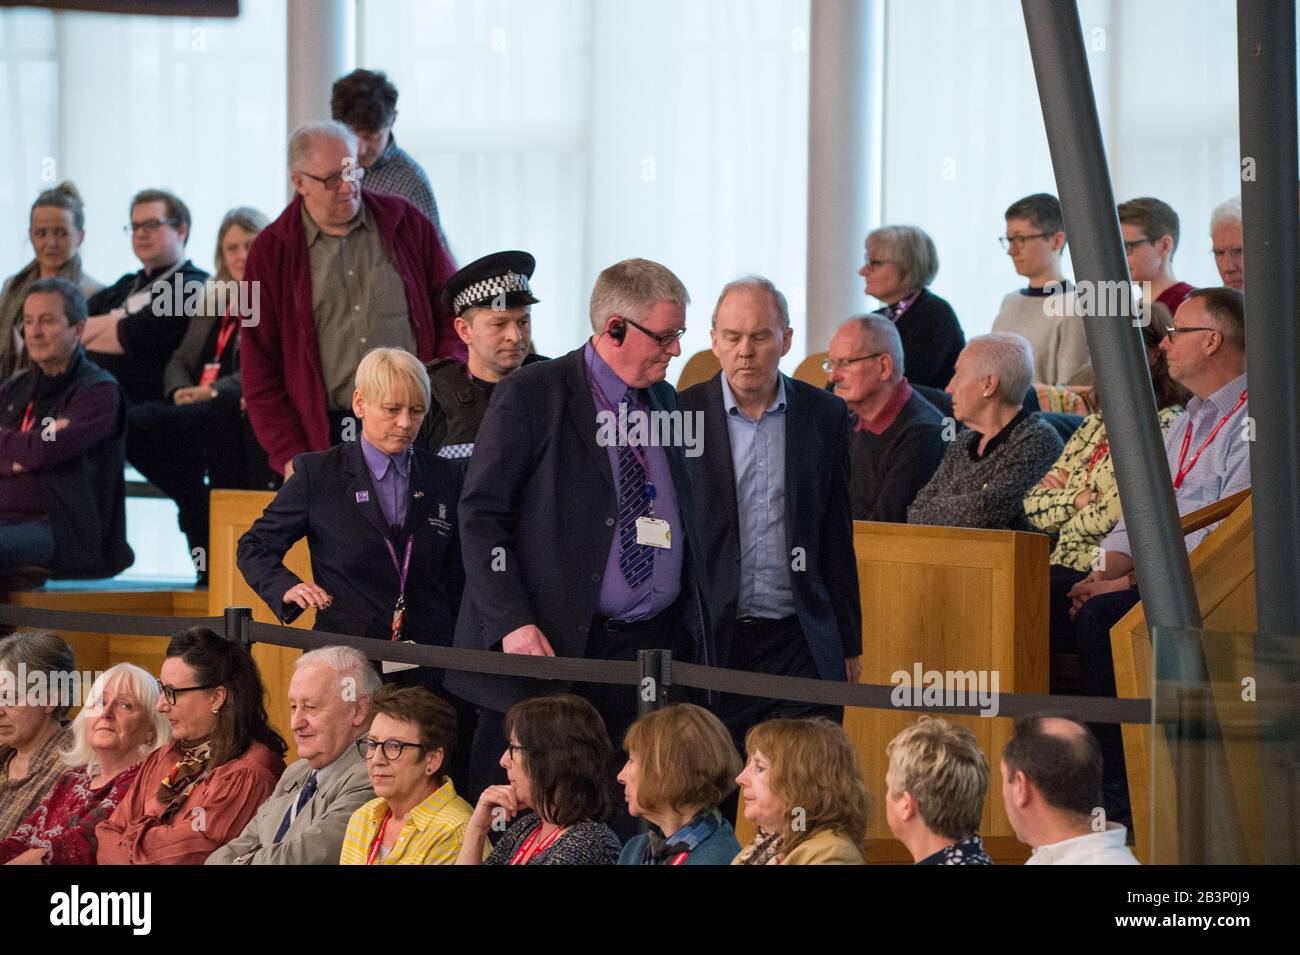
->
[[1026, 824, 1140, 865]]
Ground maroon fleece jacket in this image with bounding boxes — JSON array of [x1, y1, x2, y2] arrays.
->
[[241, 192, 463, 474]]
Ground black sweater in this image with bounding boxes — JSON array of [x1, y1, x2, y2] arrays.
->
[[848, 389, 947, 523], [874, 288, 965, 390]]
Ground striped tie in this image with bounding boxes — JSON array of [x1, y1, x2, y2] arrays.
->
[[616, 390, 654, 588]]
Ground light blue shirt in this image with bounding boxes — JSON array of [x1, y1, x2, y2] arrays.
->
[[721, 373, 795, 619], [1102, 372, 1250, 559]]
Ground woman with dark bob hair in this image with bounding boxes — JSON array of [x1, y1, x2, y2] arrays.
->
[[457, 694, 620, 865], [96, 628, 286, 864], [616, 703, 742, 865]]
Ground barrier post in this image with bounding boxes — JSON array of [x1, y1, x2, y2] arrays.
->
[[223, 606, 253, 649], [637, 648, 672, 719]]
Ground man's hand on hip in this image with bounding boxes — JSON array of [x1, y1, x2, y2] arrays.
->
[[502, 625, 555, 657]]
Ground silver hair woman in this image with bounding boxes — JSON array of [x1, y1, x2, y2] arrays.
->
[[0, 662, 168, 865]]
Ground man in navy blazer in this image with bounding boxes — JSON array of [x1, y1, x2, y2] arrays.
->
[[678, 277, 861, 751], [444, 259, 712, 802]]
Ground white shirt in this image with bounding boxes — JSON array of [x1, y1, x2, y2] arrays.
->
[[1026, 824, 1140, 865]]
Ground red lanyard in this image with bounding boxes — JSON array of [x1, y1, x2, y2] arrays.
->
[[19, 402, 35, 433], [211, 307, 238, 363], [365, 808, 393, 865], [509, 822, 565, 865], [670, 852, 688, 865], [1173, 389, 1247, 489], [1084, 438, 1109, 480]]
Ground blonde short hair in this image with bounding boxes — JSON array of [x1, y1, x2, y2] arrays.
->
[[886, 716, 989, 841], [61, 664, 170, 777], [623, 704, 741, 815], [745, 718, 869, 855], [354, 347, 431, 408], [588, 258, 689, 334]]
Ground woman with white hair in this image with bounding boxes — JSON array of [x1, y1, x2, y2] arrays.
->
[[858, 225, 966, 389], [0, 662, 167, 864], [237, 347, 471, 784], [907, 333, 1063, 531]]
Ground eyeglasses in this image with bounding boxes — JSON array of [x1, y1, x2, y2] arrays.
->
[[999, 233, 1049, 250], [505, 742, 528, 760], [620, 315, 687, 349], [357, 737, 424, 760], [1211, 247, 1244, 262], [125, 219, 178, 236], [822, 352, 884, 373], [156, 680, 217, 706], [1122, 238, 1154, 255], [299, 167, 366, 192], [1165, 325, 1217, 340], [862, 258, 894, 270]]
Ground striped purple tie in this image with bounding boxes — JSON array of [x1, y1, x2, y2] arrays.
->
[[616, 390, 654, 588]]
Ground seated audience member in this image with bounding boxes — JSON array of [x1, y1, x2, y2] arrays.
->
[[1001, 715, 1138, 865], [416, 250, 546, 461], [340, 685, 472, 865], [1064, 288, 1249, 827], [616, 704, 742, 865], [0, 280, 133, 576], [332, 68, 447, 242], [1118, 197, 1194, 316], [1209, 196, 1244, 291], [993, 193, 1088, 386], [828, 315, 946, 522], [733, 718, 868, 865], [459, 695, 621, 866], [884, 716, 992, 865], [0, 631, 76, 840], [0, 663, 167, 864], [128, 207, 271, 579], [907, 333, 1063, 531], [0, 182, 101, 381], [82, 189, 209, 406], [209, 646, 376, 865], [858, 225, 965, 389], [241, 121, 462, 480], [1027, 308, 1188, 689], [96, 628, 286, 864]]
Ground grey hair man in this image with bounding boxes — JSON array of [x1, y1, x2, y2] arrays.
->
[[206, 646, 379, 865], [1209, 195, 1243, 291]]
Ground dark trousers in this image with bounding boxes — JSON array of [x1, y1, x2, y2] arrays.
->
[[715, 615, 842, 824], [1073, 585, 1142, 829], [1048, 565, 1089, 694], [126, 394, 249, 566], [465, 609, 691, 842]]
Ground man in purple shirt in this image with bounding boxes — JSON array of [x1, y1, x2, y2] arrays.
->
[[0, 278, 132, 577], [446, 259, 711, 819]]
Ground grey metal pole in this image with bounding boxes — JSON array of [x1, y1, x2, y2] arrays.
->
[[1237, 0, 1300, 866], [1238, 0, 1300, 636], [223, 606, 253, 649], [1020, 1, 1202, 635]]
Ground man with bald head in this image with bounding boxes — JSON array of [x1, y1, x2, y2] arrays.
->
[[679, 276, 860, 750], [242, 120, 463, 479], [826, 315, 946, 523], [1001, 715, 1138, 864]]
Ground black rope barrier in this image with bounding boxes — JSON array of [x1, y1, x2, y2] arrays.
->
[[0, 602, 1152, 724]]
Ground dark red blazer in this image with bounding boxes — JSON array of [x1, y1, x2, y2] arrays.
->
[[241, 192, 464, 473]]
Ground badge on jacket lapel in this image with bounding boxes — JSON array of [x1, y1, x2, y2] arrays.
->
[[426, 501, 452, 535], [356, 491, 369, 503]]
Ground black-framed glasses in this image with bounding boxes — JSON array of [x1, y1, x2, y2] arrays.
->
[[822, 352, 884, 373], [1122, 238, 1154, 255], [505, 742, 528, 760], [357, 737, 423, 760], [299, 167, 365, 192], [998, 233, 1049, 250], [156, 680, 217, 706], [620, 315, 687, 349], [125, 218, 178, 236], [1165, 325, 1217, 340]]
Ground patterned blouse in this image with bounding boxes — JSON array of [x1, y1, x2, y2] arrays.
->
[[1024, 407, 1180, 570], [0, 725, 74, 842], [0, 764, 140, 865], [917, 834, 994, 865], [484, 811, 621, 865]]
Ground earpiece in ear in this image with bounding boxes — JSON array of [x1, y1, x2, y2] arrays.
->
[[608, 318, 627, 345]]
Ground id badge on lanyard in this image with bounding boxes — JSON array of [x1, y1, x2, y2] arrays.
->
[[381, 534, 418, 674]]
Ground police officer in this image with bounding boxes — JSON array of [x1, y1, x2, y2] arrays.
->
[[417, 250, 544, 460]]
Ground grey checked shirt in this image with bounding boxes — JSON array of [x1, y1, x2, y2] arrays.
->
[[363, 133, 445, 242], [1102, 371, 1250, 558]]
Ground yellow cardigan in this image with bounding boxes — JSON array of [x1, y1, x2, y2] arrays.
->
[[1023, 407, 1180, 571]]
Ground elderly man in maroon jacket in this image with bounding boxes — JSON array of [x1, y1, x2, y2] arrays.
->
[[242, 120, 463, 478]]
